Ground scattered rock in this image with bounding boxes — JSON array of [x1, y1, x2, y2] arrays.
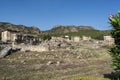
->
[[56, 61, 60, 66], [47, 61, 53, 65], [21, 60, 25, 64]]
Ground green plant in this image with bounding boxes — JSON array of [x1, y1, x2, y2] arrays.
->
[[109, 11, 120, 78], [40, 34, 51, 40], [40, 30, 110, 40]]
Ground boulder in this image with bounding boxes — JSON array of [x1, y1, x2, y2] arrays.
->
[[0, 46, 12, 58]]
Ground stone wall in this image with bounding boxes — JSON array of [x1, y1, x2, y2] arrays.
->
[[15, 44, 49, 52], [71, 36, 81, 42], [1, 31, 12, 42], [82, 36, 91, 41], [104, 36, 114, 45], [1, 30, 40, 44]]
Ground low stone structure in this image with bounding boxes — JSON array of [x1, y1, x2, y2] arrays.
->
[[1, 31, 115, 53], [1, 31, 16, 42], [15, 43, 49, 52], [51, 37, 65, 42], [1, 30, 40, 45], [71, 36, 81, 42], [82, 36, 91, 41], [51, 36, 70, 42], [104, 36, 114, 45]]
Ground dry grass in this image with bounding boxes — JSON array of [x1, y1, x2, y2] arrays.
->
[[0, 46, 113, 80]]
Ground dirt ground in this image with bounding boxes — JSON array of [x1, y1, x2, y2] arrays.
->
[[0, 46, 113, 80]]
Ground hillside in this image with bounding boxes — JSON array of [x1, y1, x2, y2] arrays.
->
[[0, 22, 111, 40], [0, 22, 41, 35], [41, 25, 111, 40], [44, 25, 96, 34]]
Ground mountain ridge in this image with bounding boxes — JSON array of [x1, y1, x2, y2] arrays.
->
[[0, 22, 41, 35], [0, 22, 111, 40], [0, 22, 97, 34], [43, 25, 96, 34]]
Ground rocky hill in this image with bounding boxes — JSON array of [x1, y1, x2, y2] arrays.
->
[[0, 22, 97, 35], [0, 22, 41, 35], [44, 25, 96, 34]]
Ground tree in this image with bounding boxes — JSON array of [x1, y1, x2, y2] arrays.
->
[[109, 11, 120, 78]]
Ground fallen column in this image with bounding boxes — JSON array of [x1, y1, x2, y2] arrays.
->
[[0, 46, 12, 58]]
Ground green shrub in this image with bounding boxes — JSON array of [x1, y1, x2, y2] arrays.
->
[[109, 11, 120, 79], [72, 77, 110, 80], [109, 11, 120, 70], [40, 30, 110, 40], [40, 34, 51, 40]]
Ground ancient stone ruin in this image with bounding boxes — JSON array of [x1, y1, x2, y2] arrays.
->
[[104, 36, 114, 46], [0, 30, 115, 57], [1, 30, 40, 45]]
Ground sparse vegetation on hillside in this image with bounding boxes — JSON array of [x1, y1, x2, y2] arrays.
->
[[0, 22, 11, 25], [44, 25, 95, 34], [0, 22, 111, 40], [0, 22, 41, 35], [40, 34, 52, 40], [63, 30, 110, 40], [41, 30, 110, 40], [41, 25, 111, 40]]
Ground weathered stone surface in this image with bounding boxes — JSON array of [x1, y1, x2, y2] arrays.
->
[[47, 61, 53, 65], [0, 46, 12, 58], [15, 43, 49, 52], [56, 61, 60, 66]]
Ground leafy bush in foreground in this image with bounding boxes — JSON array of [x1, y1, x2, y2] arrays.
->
[[109, 11, 120, 79]]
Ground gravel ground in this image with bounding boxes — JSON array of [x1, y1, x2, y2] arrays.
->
[[0, 45, 113, 80]]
